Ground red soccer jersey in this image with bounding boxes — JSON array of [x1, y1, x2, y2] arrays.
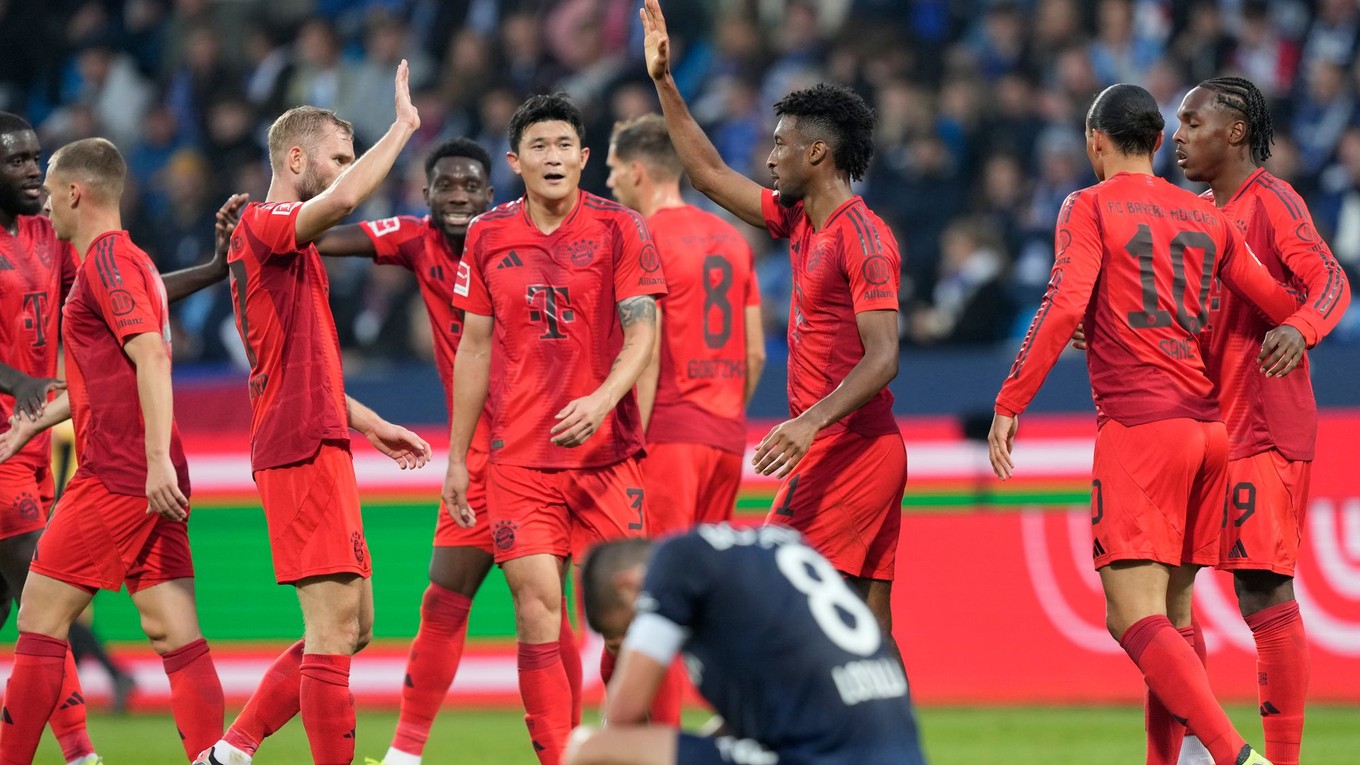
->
[[359, 215, 491, 450], [0, 216, 77, 469], [62, 231, 190, 496], [1200, 169, 1350, 461], [996, 172, 1306, 426], [452, 192, 667, 469], [229, 201, 349, 471], [646, 205, 759, 454], [760, 190, 900, 440]]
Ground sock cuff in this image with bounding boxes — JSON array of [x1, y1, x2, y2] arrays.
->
[[301, 653, 352, 686], [1119, 614, 1173, 663], [1244, 600, 1301, 634], [162, 638, 211, 672], [420, 583, 474, 632], [517, 641, 561, 671], [16, 631, 69, 659]]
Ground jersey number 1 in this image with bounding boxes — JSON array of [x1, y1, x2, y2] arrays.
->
[[1124, 224, 1215, 334]]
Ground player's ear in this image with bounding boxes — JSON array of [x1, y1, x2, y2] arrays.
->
[[288, 145, 305, 176], [807, 139, 828, 167], [1151, 131, 1164, 154], [1227, 119, 1248, 149], [506, 151, 523, 178], [421, 184, 431, 207], [579, 145, 590, 168]]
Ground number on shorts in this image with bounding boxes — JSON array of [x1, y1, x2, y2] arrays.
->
[[626, 487, 644, 530], [1223, 482, 1256, 528], [1091, 479, 1104, 526], [775, 543, 880, 656], [774, 474, 800, 517]]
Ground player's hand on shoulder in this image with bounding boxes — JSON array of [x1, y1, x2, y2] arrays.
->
[[988, 413, 1018, 480], [145, 455, 189, 522], [551, 391, 613, 447], [640, 0, 671, 81], [11, 375, 64, 421], [442, 461, 476, 528], [1258, 324, 1306, 378], [752, 415, 818, 478], [393, 59, 420, 132], [366, 420, 432, 470]]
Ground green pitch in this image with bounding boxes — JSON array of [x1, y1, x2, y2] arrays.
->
[[34, 705, 1358, 764]]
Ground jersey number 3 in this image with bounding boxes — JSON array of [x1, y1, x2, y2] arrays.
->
[[776, 543, 880, 656]]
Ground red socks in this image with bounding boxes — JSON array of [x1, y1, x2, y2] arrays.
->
[[0, 632, 68, 765], [50, 649, 95, 763], [300, 654, 355, 765], [1121, 615, 1245, 765], [1144, 624, 1201, 764], [224, 639, 304, 756], [391, 584, 473, 756], [559, 600, 582, 728], [162, 638, 225, 758], [518, 641, 571, 765], [1246, 601, 1309, 765]]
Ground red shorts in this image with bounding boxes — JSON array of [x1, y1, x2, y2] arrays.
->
[[1218, 450, 1311, 575], [30, 474, 194, 593], [485, 457, 647, 563], [642, 442, 744, 536], [254, 443, 371, 585], [764, 431, 906, 581], [433, 447, 492, 552], [0, 461, 54, 540], [1090, 418, 1227, 570]]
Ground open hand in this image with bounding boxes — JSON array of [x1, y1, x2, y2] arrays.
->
[[395, 59, 420, 131], [0, 414, 43, 463], [988, 413, 1019, 480], [214, 193, 250, 263], [640, 0, 672, 81], [752, 415, 818, 477], [366, 421, 432, 469]]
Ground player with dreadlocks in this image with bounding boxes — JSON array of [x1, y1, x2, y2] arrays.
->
[[1163, 76, 1350, 765]]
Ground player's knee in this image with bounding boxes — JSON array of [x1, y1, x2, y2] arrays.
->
[[1233, 570, 1294, 616]]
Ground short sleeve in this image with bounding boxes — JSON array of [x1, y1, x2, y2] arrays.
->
[[361, 215, 427, 269], [240, 201, 304, 260], [743, 243, 761, 307], [613, 209, 668, 301], [452, 219, 493, 315], [841, 208, 901, 313], [760, 188, 797, 239], [88, 241, 162, 345], [637, 535, 716, 630]]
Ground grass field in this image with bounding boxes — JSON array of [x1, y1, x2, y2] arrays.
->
[[33, 705, 1358, 764]]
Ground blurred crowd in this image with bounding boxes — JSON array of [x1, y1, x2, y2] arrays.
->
[[3, 0, 1360, 368]]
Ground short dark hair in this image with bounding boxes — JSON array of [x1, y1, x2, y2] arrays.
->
[[773, 82, 877, 182], [508, 93, 586, 153], [1087, 83, 1164, 156], [1198, 76, 1274, 165], [0, 112, 33, 139], [50, 137, 126, 203], [580, 538, 652, 635], [424, 137, 493, 180], [610, 114, 682, 180]]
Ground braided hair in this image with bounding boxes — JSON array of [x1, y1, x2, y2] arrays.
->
[[1198, 76, 1274, 165]]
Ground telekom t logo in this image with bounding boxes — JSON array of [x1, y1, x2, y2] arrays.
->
[[22, 292, 48, 347], [526, 285, 573, 339]]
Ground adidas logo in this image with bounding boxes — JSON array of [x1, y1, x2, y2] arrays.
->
[[404, 672, 415, 689], [59, 691, 85, 709], [0, 253, 13, 270], [1260, 701, 1281, 716], [497, 251, 524, 269], [2, 706, 12, 724], [1228, 540, 1249, 559], [1092, 538, 1106, 558], [343, 728, 356, 739]]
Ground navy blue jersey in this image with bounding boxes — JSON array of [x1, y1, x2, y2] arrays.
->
[[626, 524, 924, 763]]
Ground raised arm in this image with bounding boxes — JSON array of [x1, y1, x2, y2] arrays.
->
[[443, 312, 493, 526], [294, 61, 420, 244], [551, 296, 658, 447], [642, 0, 766, 229], [125, 333, 188, 521], [313, 223, 379, 258], [162, 192, 250, 303]]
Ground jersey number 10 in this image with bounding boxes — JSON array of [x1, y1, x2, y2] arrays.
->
[[1124, 223, 1215, 334]]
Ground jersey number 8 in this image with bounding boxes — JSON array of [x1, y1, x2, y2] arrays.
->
[[775, 543, 881, 656]]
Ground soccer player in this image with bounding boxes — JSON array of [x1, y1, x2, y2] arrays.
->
[[193, 62, 432, 765], [565, 525, 926, 765], [0, 112, 245, 765], [298, 137, 580, 765], [642, 0, 906, 653], [1164, 77, 1350, 765], [0, 137, 224, 764], [444, 93, 667, 765], [605, 114, 765, 533], [988, 84, 1322, 765]]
